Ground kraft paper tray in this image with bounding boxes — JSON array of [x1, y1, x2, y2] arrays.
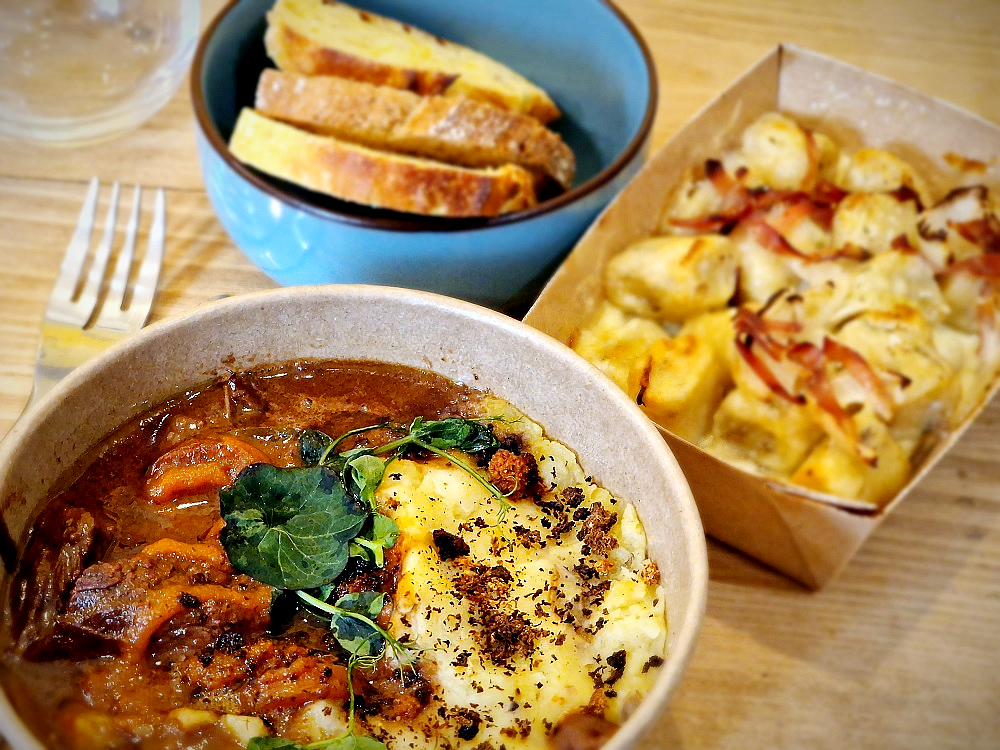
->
[[523, 43, 1000, 588]]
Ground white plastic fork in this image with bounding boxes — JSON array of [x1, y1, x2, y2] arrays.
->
[[25, 177, 165, 410]]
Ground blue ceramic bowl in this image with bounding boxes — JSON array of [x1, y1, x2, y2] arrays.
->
[[191, 0, 656, 310]]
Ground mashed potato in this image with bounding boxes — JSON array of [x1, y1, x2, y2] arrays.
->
[[294, 396, 667, 748]]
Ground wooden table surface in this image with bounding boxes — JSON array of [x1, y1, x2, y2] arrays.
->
[[1, 1, 999, 749]]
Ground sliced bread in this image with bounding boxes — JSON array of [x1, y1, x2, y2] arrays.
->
[[264, 0, 561, 124], [228, 108, 539, 217], [254, 69, 575, 190]]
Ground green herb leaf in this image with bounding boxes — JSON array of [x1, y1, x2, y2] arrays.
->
[[327, 591, 387, 658], [297, 590, 419, 668], [299, 429, 335, 467], [350, 513, 399, 567], [316, 582, 337, 602], [248, 735, 386, 750], [337, 591, 385, 619], [326, 737, 387, 750], [406, 417, 500, 454], [248, 738, 302, 750], [345, 454, 386, 510], [220, 464, 369, 590]]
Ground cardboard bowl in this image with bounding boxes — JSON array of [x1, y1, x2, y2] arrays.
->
[[0, 285, 707, 750], [525, 44, 1000, 588]]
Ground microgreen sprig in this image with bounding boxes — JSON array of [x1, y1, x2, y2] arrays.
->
[[304, 417, 512, 523], [223, 417, 509, 750], [295, 589, 420, 668]]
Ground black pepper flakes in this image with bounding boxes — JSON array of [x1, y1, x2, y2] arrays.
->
[[178, 592, 201, 608]]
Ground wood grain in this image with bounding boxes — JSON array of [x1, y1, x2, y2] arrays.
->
[[0, 1, 998, 748]]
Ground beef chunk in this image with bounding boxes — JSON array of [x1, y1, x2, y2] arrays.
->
[[178, 638, 350, 716], [223, 371, 269, 424], [58, 537, 271, 660], [10, 505, 104, 660]]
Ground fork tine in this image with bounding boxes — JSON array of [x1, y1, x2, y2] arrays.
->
[[93, 185, 141, 330], [77, 181, 120, 325], [23, 179, 165, 416], [125, 187, 165, 330], [47, 177, 99, 317]]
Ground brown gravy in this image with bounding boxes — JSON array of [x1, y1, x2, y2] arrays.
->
[[2, 360, 478, 749]]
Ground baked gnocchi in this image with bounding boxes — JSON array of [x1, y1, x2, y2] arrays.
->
[[571, 112, 1000, 507]]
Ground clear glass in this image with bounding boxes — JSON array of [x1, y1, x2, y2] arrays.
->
[[0, 0, 200, 147]]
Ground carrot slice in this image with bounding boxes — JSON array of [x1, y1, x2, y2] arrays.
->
[[144, 435, 270, 504]]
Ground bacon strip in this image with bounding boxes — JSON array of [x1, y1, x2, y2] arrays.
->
[[889, 185, 925, 212], [946, 254, 1000, 278], [891, 234, 918, 253], [667, 215, 733, 233], [746, 217, 809, 259], [813, 179, 848, 207], [950, 215, 1000, 255], [787, 341, 877, 465], [732, 306, 800, 358], [732, 307, 805, 403], [667, 159, 752, 232], [765, 193, 816, 236], [822, 337, 894, 421], [734, 338, 803, 404], [670, 156, 846, 239]]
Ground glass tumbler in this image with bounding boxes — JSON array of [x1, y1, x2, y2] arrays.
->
[[0, 0, 200, 147]]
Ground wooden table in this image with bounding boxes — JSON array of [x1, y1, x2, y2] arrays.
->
[[1, 1, 999, 748]]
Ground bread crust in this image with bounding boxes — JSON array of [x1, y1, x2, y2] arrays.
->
[[265, 23, 458, 96], [229, 108, 538, 217], [255, 69, 575, 190], [264, 0, 561, 124]]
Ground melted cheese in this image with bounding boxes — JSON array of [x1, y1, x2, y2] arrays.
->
[[605, 234, 739, 321], [572, 111, 1000, 506], [307, 399, 666, 749], [726, 111, 814, 191], [569, 301, 667, 392], [836, 147, 932, 207], [831, 192, 920, 255]]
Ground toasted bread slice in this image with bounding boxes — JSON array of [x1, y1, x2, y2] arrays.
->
[[264, 0, 561, 124], [254, 69, 575, 191], [229, 108, 538, 217]]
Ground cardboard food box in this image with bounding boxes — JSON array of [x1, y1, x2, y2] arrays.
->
[[524, 43, 1000, 588]]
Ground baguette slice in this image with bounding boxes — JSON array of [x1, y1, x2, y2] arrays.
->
[[255, 69, 575, 190], [229, 108, 538, 218], [264, 0, 561, 124]]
